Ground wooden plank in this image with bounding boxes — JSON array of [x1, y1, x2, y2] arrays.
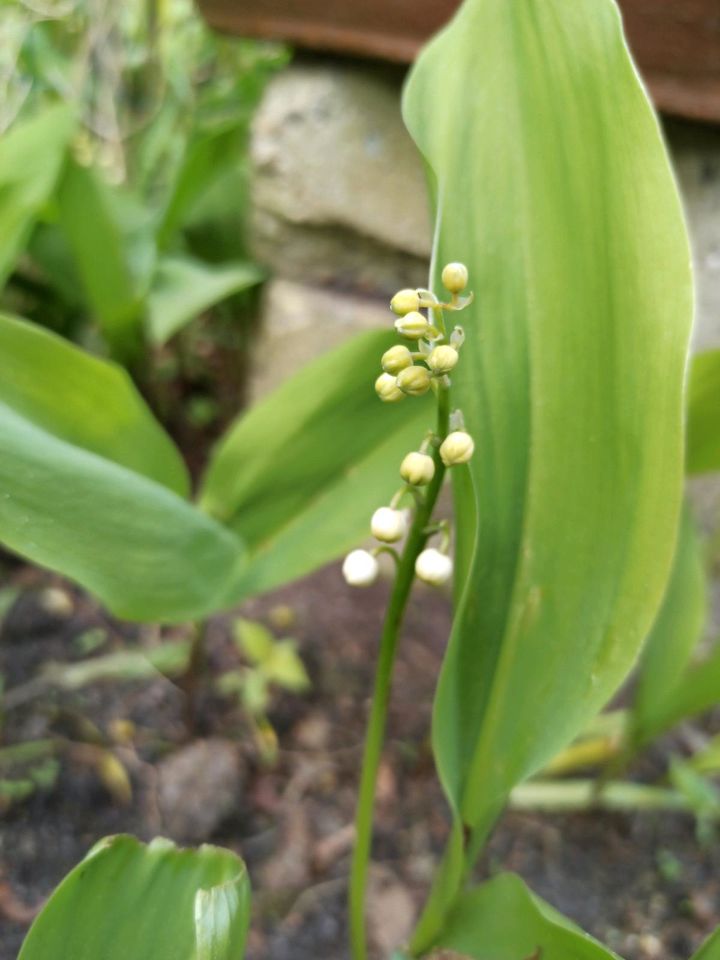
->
[[198, 0, 720, 123]]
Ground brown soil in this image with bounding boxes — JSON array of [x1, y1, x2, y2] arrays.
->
[[0, 557, 718, 960]]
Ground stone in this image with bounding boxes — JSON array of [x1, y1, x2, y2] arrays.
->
[[366, 865, 416, 958], [248, 278, 391, 400], [156, 739, 243, 842], [665, 121, 720, 351], [250, 61, 431, 294]]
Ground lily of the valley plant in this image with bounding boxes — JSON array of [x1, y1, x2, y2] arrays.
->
[[11, 0, 720, 958]]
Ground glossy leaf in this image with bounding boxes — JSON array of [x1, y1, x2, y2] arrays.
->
[[0, 312, 188, 494], [632, 502, 707, 744], [0, 313, 245, 622], [434, 873, 621, 960], [201, 329, 431, 600], [147, 255, 263, 345], [57, 158, 143, 359], [634, 642, 720, 745], [19, 835, 250, 960], [687, 350, 720, 475], [404, 0, 692, 857], [0, 105, 74, 288]]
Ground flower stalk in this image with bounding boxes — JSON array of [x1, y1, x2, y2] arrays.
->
[[346, 264, 473, 960]]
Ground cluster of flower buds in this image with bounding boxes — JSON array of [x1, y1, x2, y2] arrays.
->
[[374, 262, 470, 405], [343, 263, 476, 589]]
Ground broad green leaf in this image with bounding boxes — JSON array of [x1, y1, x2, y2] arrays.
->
[[147, 255, 263, 345], [632, 502, 707, 744], [19, 835, 250, 960], [201, 329, 431, 600], [0, 314, 245, 622], [403, 0, 692, 863], [0, 104, 74, 288], [434, 873, 621, 960], [687, 350, 720, 475], [633, 641, 720, 745], [0, 312, 188, 495], [57, 158, 143, 359]]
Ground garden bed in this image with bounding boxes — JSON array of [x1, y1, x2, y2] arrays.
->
[[1, 560, 718, 960]]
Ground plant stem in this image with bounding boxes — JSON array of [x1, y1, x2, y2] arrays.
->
[[509, 778, 692, 814], [349, 390, 450, 960], [180, 620, 207, 736]]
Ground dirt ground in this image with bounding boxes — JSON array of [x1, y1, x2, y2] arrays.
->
[[1, 555, 719, 960]]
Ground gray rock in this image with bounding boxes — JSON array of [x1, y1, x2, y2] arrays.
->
[[250, 62, 431, 294], [248, 278, 391, 401], [156, 739, 243, 842]]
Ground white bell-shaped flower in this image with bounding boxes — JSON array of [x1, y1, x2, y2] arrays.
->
[[342, 549, 379, 587], [371, 507, 407, 543], [415, 548, 453, 586]]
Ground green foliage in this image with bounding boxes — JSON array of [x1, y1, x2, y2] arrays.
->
[[222, 617, 310, 760], [147, 256, 264, 345], [631, 502, 707, 745], [4, 1, 714, 957], [0, 312, 188, 494], [687, 350, 720, 475], [0, 316, 428, 620], [633, 642, 720, 746], [0, 313, 245, 621], [403, 0, 692, 868], [56, 159, 144, 360], [0, 740, 59, 810], [18, 836, 251, 960], [1, 1, 285, 356], [234, 618, 309, 692], [692, 926, 720, 960], [433, 873, 621, 960], [0, 104, 75, 288]]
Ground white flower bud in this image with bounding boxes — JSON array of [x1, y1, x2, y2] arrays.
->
[[441, 262, 469, 294], [381, 344, 413, 375], [415, 548, 453, 586], [342, 549, 379, 587], [440, 430, 475, 466], [400, 451, 435, 486], [375, 372, 404, 403], [394, 311, 430, 340], [371, 507, 407, 543], [397, 365, 431, 396], [390, 288, 420, 316], [427, 345, 459, 375]]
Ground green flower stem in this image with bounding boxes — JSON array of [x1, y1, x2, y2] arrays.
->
[[349, 387, 450, 960]]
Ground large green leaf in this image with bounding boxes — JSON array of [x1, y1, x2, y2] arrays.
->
[[147, 255, 263, 345], [403, 0, 692, 881], [0, 104, 74, 288], [201, 329, 431, 600], [0, 313, 244, 621], [19, 836, 250, 960], [687, 350, 720, 475], [632, 501, 707, 744], [57, 159, 144, 359], [434, 873, 621, 960], [0, 312, 188, 494]]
